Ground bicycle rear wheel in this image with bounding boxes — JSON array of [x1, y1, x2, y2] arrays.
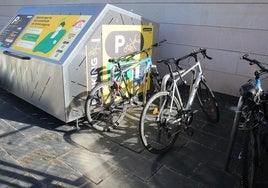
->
[[85, 81, 127, 131], [139, 91, 181, 154], [197, 80, 220, 123], [241, 129, 257, 188]]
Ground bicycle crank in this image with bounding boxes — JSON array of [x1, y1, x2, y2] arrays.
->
[[181, 110, 193, 125]]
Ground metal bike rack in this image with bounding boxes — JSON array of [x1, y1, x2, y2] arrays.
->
[[0, 4, 159, 123]]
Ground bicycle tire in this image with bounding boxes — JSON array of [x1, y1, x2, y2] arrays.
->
[[139, 91, 181, 154], [197, 80, 220, 123], [85, 81, 127, 132], [241, 129, 257, 188]]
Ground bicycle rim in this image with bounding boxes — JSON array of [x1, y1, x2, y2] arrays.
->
[[85, 82, 127, 131], [139, 91, 181, 154], [241, 129, 257, 188], [197, 80, 220, 123]]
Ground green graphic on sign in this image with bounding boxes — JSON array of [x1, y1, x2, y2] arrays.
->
[[22, 33, 39, 42], [33, 22, 66, 54]]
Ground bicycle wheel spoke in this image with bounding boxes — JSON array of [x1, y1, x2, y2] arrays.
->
[[140, 92, 181, 153], [197, 80, 220, 123], [85, 82, 127, 131]]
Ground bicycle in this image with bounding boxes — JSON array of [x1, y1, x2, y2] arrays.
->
[[224, 54, 268, 188], [85, 40, 166, 132], [139, 48, 220, 154]]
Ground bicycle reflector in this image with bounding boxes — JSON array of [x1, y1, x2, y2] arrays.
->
[[153, 107, 159, 114]]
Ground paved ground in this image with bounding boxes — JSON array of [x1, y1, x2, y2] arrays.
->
[[0, 87, 267, 188]]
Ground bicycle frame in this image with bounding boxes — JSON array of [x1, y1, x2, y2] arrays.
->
[[161, 60, 203, 111], [110, 57, 153, 100]]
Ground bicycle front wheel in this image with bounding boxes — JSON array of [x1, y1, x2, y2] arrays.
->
[[197, 80, 220, 123], [85, 81, 127, 131], [139, 91, 181, 154], [241, 129, 257, 188]]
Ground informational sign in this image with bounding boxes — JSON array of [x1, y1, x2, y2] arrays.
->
[[102, 25, 154, 81], [12, 14, 91, 61], [0, 15, 34, 48]]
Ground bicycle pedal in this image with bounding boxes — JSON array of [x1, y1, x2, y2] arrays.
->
[[112, 122, 119, 129], [131, 99, 142, 106], [132, 101, 139, 105], [183, 126, 194, 136], [193, 110, 198, 114], [186, 127, 194, 136], [103, 127, 111, 132]]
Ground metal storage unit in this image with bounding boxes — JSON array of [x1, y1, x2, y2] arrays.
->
[[0, 4, 159, 122]]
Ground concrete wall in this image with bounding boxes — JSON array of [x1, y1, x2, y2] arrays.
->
[[1, 0, 268, 96]]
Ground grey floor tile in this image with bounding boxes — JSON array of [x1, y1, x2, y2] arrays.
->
[[99, 168, 150, 188], [191, 163, 239, 188], [148, 165, 202, 188], [59, 148, 118, 184]]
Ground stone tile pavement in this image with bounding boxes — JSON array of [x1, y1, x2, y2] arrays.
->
[[0, 87, 267, 187]]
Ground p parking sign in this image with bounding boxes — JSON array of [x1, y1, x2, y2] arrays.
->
[[102, 25, 153, 80]]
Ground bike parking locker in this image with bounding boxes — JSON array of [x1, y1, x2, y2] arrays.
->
[[0, 4, 159, 123]]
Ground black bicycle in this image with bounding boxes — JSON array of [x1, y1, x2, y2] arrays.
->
[[224, 54, 268, 188]]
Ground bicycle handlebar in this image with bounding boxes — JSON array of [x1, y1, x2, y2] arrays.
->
[[241, 54, 268, 73], [176, 48, 212, 64], [109, 39, 167, 63], [157, 48, 212, 81], [157, 48, 212, 69]]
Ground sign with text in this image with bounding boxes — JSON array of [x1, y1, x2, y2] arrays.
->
[[12, 14, 91, 61], [0, 15, 34, 48]]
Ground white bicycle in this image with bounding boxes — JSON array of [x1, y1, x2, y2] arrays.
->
[[139, 48, 220, 154]]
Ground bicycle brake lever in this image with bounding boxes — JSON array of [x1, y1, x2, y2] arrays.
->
[[153, 39, 167, 47], [156, 59, 165, 64], [205, 54, 213, 60], [158, 39, 167, 45], [201, 49, 213, 60], [242, 54, 249, 59]]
